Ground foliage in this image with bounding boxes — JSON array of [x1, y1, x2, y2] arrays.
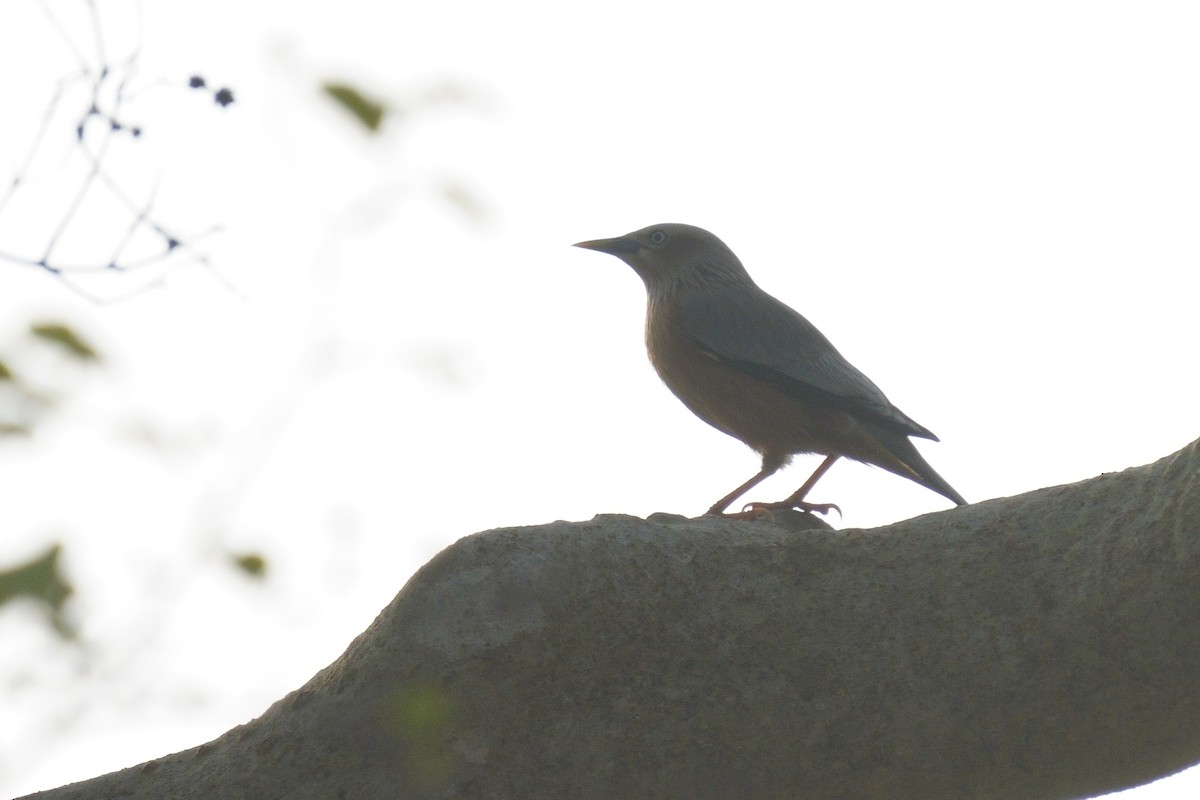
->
[[0, 545, 75, 639], [323, 82, 388, 132]]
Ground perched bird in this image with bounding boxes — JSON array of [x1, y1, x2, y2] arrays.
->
[[574, 223, 966, 515]]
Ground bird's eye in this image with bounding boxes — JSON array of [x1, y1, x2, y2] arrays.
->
[[649, 230, 668, 246]]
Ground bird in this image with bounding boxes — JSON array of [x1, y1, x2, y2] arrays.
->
[[573, 223, 967, 516]]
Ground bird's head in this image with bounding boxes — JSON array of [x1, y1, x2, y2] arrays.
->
[[574, 223, 754, 293]]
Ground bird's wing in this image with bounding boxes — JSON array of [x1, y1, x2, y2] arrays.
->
[[677, 284, 937, 439]]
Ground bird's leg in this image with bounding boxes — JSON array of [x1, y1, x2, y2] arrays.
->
[[745, 455, 842, 516], [705, 458, 783, 516]]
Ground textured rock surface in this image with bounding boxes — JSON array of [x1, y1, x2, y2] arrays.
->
[[21, 440, 1200, 800]]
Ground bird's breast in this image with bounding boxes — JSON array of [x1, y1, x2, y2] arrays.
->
[[645, 298, 824, 456]]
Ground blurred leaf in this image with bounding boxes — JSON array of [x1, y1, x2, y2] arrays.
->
[[387, 683, 454, 785], [322, 82, 387, 132], [420, 80, 474, 107], [0, 359, 12, 381], [230, 551, 268, 579], [30, 322, 101, 362], [0, 544, 75, 639], [0, 422, 32, 437], [440, 180, 486, 224]]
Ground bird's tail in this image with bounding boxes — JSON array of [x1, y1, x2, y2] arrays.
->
[[865, 423, 968, 506]]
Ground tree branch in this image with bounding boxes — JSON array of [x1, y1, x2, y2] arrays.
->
[[20, 439, 1200, 800], [0, 0, 232, 301]]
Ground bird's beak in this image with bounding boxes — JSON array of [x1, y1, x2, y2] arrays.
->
[[572, 236, 641, 255]]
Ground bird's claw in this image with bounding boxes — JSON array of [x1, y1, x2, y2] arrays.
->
[[741, 500, 842, 519]]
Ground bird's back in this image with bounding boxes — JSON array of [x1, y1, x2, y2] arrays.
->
[[671, 282, 937, 440]]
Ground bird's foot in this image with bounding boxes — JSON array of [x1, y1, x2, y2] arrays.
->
[[710, 500, 841, 522], [741, 500, 842, 518]]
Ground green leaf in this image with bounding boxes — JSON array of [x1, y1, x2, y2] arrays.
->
[[322, 82, 387, 132], [231, 551, 268, 579], [0, 359, 13, 381], [0, 544, 75, 639], [30, 322, 101, 362]]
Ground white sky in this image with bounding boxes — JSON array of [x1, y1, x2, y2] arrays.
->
[[2, 0, 1198, 797]]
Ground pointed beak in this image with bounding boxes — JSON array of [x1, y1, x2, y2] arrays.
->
[[572, 236, 642, 256]]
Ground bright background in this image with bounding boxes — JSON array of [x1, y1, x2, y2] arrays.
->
[[2, 1, 1198, 797]]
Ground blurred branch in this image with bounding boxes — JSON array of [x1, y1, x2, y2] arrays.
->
[[0, 0, 235, 301]]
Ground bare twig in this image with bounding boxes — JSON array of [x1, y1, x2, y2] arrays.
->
[[0, 0, 235, 300]]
